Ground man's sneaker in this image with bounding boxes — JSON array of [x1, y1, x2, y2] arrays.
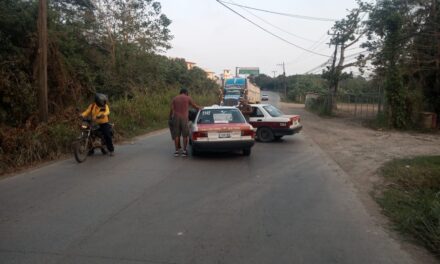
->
[[174, 150, 180, 157], [181, 150, 188, 157]]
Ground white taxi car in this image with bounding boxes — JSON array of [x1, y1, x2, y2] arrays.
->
[[190, 106, 255, 156], [249, 104, 302, 142]]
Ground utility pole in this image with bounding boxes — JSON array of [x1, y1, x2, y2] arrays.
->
[[277, 62, 287, 98], [38, 0, 48, 122], [327, 32, 339, 112], [330, 33, 339, 92], [296, 74, 299, 101], [272, 71, 277, 78]]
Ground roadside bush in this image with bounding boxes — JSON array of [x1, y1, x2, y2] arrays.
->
[[305, 95, 332, 116], [377, 156, 440, 257], [0, 89, 218, 175], [366, 111, 390, 130], [0, 120, 76, 171], [0, 1, 222, 175]]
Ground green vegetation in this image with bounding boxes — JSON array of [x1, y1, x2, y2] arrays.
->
[[0, 90, 217, 175], [377, 156, 440, 256], [365, 1, 409, 128], [112, 91, 217, 138], [254, 74, 326, 103], [357, 0, 439, 128], [254, 73, 376, 117], [253, 74, 373, 103], [304, 96, 333, 116], [255, 0, 440, 129], [0, 0, 219, 174], [321, 1, 371, 103]]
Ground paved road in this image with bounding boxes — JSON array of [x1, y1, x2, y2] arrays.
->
[[0, 92, 415, 264]]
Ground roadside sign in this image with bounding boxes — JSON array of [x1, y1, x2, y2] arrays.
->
[[238, 67, 259, 76]]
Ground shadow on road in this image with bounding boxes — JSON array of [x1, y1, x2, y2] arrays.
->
[[191, 151, 247, 160]]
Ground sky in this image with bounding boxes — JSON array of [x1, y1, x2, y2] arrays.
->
[[159, 0, 363, 77]]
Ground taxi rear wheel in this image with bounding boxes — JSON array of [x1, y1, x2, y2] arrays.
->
[[257, 127, 274, 142]]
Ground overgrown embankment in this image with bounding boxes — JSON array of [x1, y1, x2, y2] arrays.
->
[[0, 0, 220, 175], [0, 90, 217, 175], [377, 156, 440, 257]]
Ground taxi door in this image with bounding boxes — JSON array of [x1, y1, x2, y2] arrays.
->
[[249, 106, 267, 128]]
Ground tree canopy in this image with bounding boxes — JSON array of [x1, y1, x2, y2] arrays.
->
[[0, 0, 218, 126]]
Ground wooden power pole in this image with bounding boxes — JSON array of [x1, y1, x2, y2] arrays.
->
[[278, 62, 287, 98], [327, 32, 339, 113], [38, 0, 48, 122]]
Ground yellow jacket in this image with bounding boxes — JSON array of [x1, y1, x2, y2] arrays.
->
[[81, 103, 110, 124]]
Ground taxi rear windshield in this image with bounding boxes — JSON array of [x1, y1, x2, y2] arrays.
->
[[197, 109, 246, 124]]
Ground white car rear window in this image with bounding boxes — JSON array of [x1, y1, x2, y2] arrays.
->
[[213, 113, 232, 123], [198, 109, 246, 124]]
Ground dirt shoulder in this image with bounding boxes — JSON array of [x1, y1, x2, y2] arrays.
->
[[281, 102, 440, 263]]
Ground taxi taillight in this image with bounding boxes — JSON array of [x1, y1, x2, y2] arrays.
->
[[289, 116, 300, 126], [192, 131, 208, 140], [241, 129, 255, 138]]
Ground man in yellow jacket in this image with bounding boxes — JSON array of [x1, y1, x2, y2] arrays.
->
[[81, 93, 114, 156]]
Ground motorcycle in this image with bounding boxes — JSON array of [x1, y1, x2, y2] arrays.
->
[[73, 118, 113, 163]]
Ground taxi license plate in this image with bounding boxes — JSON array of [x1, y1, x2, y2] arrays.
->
[[218, 132, 231, 138]]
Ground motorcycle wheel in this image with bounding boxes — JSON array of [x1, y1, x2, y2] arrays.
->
[[74, 138, 89, 163], [100, 147, 108, 155]]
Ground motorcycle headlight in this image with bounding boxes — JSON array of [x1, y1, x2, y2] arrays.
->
[[81, 124, 88, 129]]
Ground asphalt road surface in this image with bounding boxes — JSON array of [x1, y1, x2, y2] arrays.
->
[[0, 92, 415, 264]]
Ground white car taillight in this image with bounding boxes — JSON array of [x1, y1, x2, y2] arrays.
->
[[192, 131, 208, 141], [241, 129, 255, 138]]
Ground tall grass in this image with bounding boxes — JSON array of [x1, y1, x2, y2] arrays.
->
[[377, 156, 440, 257], [112, 89, 218, 137], [0, 89, 218, 175], [0, 119, 77, 173], [305, 96, 333, 116]]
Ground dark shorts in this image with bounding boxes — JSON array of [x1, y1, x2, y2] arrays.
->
[[171, 117, 189, 138]]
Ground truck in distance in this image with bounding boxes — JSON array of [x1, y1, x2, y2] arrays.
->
[[222, 77, 260, 106]]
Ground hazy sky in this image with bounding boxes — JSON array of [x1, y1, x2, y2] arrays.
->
[[160, 0, 362, 76]]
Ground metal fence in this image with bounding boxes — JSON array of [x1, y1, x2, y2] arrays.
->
[[334, 92, 384, 119]]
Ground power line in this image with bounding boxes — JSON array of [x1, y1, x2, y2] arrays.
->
[[287, 32, 330, 65], [304, 58, 332, 74], [286, 32, 331, 74], [231, 0, 318, 43], [292, 39, 368, 74], [216, 0, 331, 58], [304, 53, 367, 75], [344, 51, 368, 59], [304, 53, 366, 75], [219, 0, 336, 22]]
